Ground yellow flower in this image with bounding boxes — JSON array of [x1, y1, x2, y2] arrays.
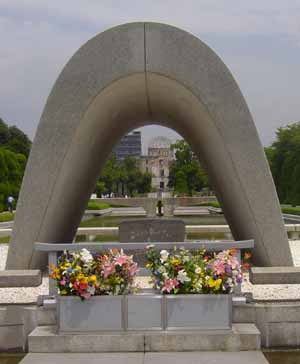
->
[[89, 275, 97, 283], [208, 278, 216, 288], [80, 276, 89, 285], [77, 273, 84, 280], [215, 279, 222, 290], [170, 257, 180, 266], [208, 278, 222, 290]]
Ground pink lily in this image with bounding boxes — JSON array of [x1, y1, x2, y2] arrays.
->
[[162, 278, 179, 293]]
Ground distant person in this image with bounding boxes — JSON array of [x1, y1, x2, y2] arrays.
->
[[157, 200, 164, 217], [7, 196, 14, 213]]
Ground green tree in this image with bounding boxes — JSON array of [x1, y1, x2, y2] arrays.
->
[[0, 119, 9, 145], [174, 170, 188, 194], [95, 181, 106, 197], [168, 140, 209, 196], [265, 122, 300, 205], [123, 156, 140, 196], [7, 125, 31, 157], [0, 147, 26, 211], [0, 118, 31, 157], [98, 154, 119, 196], [96, 154, 152, 197], [136, 171, 152, 194]]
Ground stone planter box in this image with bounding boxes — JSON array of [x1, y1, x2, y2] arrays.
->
[[165, 294, 232, 330], [57, 294, 232, 333]]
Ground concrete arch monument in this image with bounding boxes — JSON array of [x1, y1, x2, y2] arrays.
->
[[6, 22, 292, 269]]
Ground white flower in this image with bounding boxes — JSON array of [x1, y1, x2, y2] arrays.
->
[[160, 250, 169, 262], [193, 279, 202, 292], [183, 255, 190, 263], [80, 248, 93, 264], [87, 286, 95, 295], [195, 267, 202, 274], [158, 266, 166, 273], [162, 272, 169, 279], [177, 269, 191, 283]]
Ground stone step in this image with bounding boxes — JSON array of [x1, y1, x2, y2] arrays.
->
[[20, 351, 269, 364], [28, 324, 260, 353], [0, 270, 42, 287]]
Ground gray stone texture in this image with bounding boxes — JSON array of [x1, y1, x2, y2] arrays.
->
[[119, 218, 185, 242], [143, 352, 269, 364], [29, 326, 145, 353], [56, 293, 231, 333], [28, 324, 260, 353], [119, 218, 185, 265], [127, 294, 162, 330], [249, 266, 300, 284], [3, 302, 300, 351], [165, 294, 231, 330], [0, 270, 42, 287], [20, 352, 269, 364], [0, 325, 24, 351], [6, 22, 292, 269], [57, 296, 123, 333]]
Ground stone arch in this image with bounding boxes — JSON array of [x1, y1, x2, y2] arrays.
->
[[6, 22, 292, 269]]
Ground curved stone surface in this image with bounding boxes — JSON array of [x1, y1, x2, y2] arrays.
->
[[6, 22, 292, 269]]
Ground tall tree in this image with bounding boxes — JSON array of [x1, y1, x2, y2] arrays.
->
[[98, 154, 119, 196], [0, 147, 26, 211], [0, 118, 31, 157], [7, 125, 31, 157], [265, 122, 300, 205], [0, 119, 9, 145], [97, 154, 152, 197], [0, 117, 31, 211], [168, 140, 209, 196]]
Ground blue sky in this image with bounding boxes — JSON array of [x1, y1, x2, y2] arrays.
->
[[0, 0, 300, 151]]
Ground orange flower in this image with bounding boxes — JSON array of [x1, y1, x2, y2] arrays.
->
[[242, 262, 251, 272], [230, 248, 238, 257], [244, 252, 252, 260]]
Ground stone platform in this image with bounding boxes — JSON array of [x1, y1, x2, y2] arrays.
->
[[28, 324, 260, 352], [19, 351, 269, 364]]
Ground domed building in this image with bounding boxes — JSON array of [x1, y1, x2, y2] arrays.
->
[[140, 136, 174, 191]]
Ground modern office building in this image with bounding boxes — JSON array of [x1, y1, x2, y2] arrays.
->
[[114, 131, 142, 161]]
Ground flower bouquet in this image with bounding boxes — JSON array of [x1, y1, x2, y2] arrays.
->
[[50, 248, 139, 299], [145, 245, 243, 294]]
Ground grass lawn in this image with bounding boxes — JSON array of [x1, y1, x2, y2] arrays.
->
[[86, 201, 111, 210], [0, 212, 14, 222], [281, 206, 300, 216], [0, 236, 10, 244], [80, 215, 145, 228], [188, 201, 300, 217], [189, 201, 221, 209], [86, 201, 128, 210]]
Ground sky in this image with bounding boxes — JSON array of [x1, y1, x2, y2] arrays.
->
[[0, 0, 300, 152]]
